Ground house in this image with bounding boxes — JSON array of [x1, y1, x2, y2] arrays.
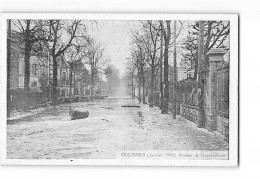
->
[[10, 43, 72, 108], [10, 43, 51, 110], [9, 40, 91, 109], [10, 42, 50, 93], [70, 60, 89, 97], [10, 43, 20, 91], [178, 68, 195, 81], [57, 56, 70, 98], [18, 55, 49, 92], [61, 53, 91, 98]]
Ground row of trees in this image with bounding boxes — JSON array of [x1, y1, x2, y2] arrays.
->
[[181, 21, 230, 80], [104, 64, 121, 95], [7, 19, 110, 116], [126, 20, 230, 122], [127, 20, 179, 118]]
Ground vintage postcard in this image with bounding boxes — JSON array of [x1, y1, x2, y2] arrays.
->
[[0, 13, 238, 166]]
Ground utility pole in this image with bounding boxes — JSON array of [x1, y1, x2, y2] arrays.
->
[[197, 21, 206, 128], [172, 20, 177, 119], [7, 20, 11, 117]]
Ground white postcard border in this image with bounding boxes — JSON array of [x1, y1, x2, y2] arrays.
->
[[0, 13, 238, 166]]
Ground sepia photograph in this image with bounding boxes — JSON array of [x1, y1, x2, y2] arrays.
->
[[0, 13, 238, 166]]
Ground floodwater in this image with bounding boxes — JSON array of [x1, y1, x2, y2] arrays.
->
[[7, 97, 229, 159]]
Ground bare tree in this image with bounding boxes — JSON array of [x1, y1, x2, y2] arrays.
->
[[129, 33, 148, 104], [160, 20, 171, 114], [172, 20, 177, 119], [129, 22, 162, 105], [159, 24, 164, 109], [7, 20, 11, 117], [82, 39, 106, 100], [64, 43, 87, 102], [139, 21, 161, 107], [181, 21, 230, 80], [127, 65, 135, 98], [129, 49, 142, 102], [197, 21, 206, 128], [104, 65, 121, 95], [11, 20, 49, 110], [47, 20, 82, 105]]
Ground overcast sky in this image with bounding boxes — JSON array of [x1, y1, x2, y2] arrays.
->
[[87, 20, 189, 78], [88, 20, 139, 77], [84, 20, 230, 77]]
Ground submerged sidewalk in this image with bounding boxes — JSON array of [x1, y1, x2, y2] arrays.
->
[[7, 98, 228, 159], [7, 105, 56, 125]]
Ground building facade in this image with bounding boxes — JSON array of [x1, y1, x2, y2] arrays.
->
[[9, 44, 89, 110]]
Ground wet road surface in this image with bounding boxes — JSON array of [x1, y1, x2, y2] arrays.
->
[[7, 97, 229, 159]]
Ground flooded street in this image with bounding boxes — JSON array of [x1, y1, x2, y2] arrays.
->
[[7, 97, 228, 159]]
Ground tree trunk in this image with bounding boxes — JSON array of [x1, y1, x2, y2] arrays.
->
[[23, 20, 31, 111], [69, 65, 73, 102], [203, 21, 212, 67], [47, 51, 51, 102], [172, 20, 177, 119], [161, 20, 171, 114], [90, 68, 94, 101], [52, 55, 58, 105], [138, 70, 141, 103], [7, 20, 11, 117], [149, 59, 155, 107], [193, 56, 198, 81], [99, 74, 102, 97], [197, 21, 206, 128], [141, 65, 146, 104], [131, 71, 134, 98], [159, 27, 164, 109]]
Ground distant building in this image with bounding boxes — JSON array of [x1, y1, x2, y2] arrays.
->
[[71, 60, 88, 96], [61, 57, 90, 97], [178, 68, 195, 81]]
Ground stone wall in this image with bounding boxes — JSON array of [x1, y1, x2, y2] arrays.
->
[[180, 49, 229, 141]]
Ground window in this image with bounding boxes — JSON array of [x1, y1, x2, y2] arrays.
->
[[19, 61, 24, 75], [49, 70, 53, 78], [41, 66, 46, 76], [76, 75, 81, 82], [31, 64, 37, 75]]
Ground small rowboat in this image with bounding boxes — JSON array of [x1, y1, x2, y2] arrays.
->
[[69, 107, 89, 120]]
